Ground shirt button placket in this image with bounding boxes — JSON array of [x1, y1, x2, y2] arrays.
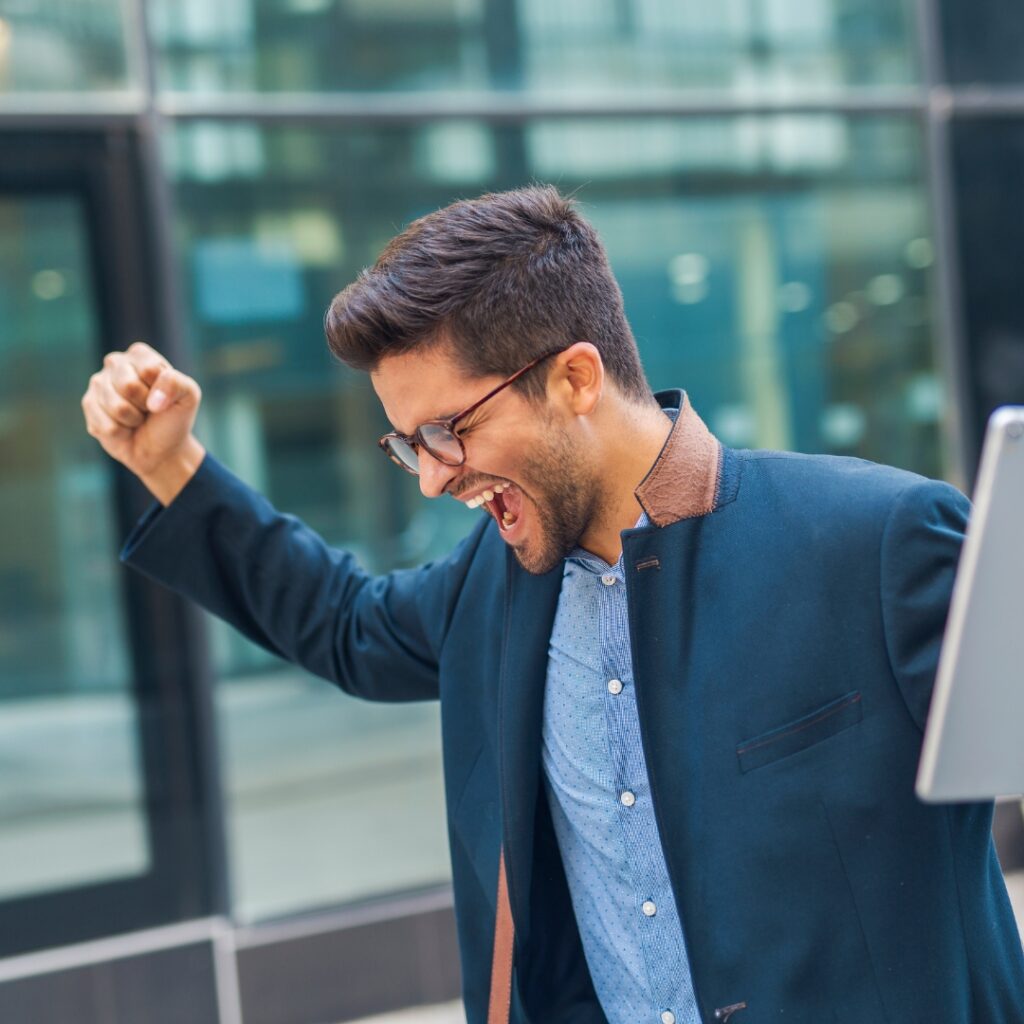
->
[[607, 678, 623, 695]]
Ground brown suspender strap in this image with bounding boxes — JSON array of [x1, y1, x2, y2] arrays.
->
[[487, 848, 514, 1024]]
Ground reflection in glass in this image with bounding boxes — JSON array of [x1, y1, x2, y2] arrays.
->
[[938, 0, 1024, 87], [0, 194, 148, 899], [949, 117, 1024, 449], [148, 0, 918, 95], [165, 114, 943, 920], [0, 0, 131, 93]]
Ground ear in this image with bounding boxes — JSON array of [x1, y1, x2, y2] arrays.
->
[[549, 342, 603, 416]]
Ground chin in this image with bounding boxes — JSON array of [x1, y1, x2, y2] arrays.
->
[[514, 550, 559, 576], [511, 534, 575, 577]]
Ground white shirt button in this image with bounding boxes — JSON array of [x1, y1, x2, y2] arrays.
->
[[620, 790, 636, 807], [601, 573, 616, 586], [661, 1012, 676, 1024], [641, 899, 657, 917], [607, 679, 623, 695]]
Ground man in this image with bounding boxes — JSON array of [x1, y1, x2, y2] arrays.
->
[[82, 187, 1024, 1022]]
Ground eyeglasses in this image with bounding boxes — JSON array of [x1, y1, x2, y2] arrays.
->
[[378, 348, 565, 474]]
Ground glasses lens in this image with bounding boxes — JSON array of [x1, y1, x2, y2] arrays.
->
[[418, 423, 465, 466], [384, 437, 420, 473]]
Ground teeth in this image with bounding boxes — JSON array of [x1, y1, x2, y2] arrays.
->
[[502, 512, 514, 522], [464, 483, 514, 509]]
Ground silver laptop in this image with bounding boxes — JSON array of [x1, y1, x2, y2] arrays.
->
[[916, 405, 1024, 803]]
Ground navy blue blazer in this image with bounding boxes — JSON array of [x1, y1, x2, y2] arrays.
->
[[121, 390, 1024, 1023]]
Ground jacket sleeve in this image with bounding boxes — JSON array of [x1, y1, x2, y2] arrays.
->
[[120, 452, 485, 702], [879, 477, 972, 733]]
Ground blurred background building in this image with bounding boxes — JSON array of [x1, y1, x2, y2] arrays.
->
[[0, 0, 1023, 1021]]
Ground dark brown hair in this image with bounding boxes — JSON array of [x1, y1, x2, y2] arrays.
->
[[324, 185, 653, 404]]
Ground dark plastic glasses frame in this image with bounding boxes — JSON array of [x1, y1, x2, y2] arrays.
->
[[378, 347, 566, 474]]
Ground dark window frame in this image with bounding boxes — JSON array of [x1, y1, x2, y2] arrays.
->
[[0, 128, 227, 958]]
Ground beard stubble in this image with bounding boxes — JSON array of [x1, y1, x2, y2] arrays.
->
[[512, 424, 604, 575]]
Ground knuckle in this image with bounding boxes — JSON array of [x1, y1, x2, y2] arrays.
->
[[123, 379, 147, 403]]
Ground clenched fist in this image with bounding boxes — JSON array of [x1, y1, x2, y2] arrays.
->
[[81, 341, 207, 505]]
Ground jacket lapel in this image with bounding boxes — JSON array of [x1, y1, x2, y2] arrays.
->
[[492, 389, 736, 956], [497, 552, 563, 950]]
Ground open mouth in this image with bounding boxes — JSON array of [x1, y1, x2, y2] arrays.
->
[[466, 482, 522, 533]]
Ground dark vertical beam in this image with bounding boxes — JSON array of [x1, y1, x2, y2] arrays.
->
[[481, 0, 522, 90], [914, 0, 976, 488], [124, 0, 234, 927], [481, 0, 531, 186]]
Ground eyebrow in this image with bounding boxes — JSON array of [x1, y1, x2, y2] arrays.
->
[[404, 395, 490, 434], [393, 409, 457, 436]]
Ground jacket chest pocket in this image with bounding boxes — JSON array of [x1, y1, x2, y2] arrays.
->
[[736, 691, 863, 774]]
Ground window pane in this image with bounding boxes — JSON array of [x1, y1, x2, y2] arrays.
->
[[0, 193, 149, 899], [938, 0, 1024, 86], [0, 0, 132, 93], [165, 114, 944, 920], [949, 117, 1024, 448], [148, 0, 918, 95]]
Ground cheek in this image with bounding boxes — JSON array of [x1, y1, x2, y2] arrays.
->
[[469, 437, 529, 481], [519, 432, 576, 489]]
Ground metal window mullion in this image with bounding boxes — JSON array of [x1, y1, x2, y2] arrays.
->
[[125, 0, 235, 928], [914, 0, 975, 488], [153, 88, 929, 123], [0, 90, 938, 127]]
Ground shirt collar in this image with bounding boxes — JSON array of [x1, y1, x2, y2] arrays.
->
[[565, 505, 650, 576]]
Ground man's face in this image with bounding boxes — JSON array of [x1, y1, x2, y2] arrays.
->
[[371, 345, 600, 574]]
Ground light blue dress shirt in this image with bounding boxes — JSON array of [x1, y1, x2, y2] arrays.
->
[[541, 510, 700, 1024]]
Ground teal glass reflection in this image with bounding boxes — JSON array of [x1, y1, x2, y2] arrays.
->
[[939, 0, 1024, 87], [0, 194, 149, 899], [0, 0, 131, 93], [148, 0, 918, 94], [164, 114, 943, 920]]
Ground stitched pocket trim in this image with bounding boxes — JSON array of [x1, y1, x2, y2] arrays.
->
[[737, 691, 863, 774]]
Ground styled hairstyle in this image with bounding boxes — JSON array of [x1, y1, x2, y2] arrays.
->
[[324, 185, 653, 404]]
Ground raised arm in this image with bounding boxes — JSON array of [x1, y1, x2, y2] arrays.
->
[[82, 343, 479, 701]]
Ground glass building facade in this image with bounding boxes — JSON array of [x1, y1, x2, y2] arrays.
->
[[1, 1, 1022, 1021]]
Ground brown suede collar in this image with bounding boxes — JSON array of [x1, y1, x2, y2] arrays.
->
[[634, 391, 723, 527]]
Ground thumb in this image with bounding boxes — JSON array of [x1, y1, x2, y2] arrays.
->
[[146, 367, 195, 413]]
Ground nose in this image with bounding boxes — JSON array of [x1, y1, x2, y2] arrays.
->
[[417, 448, 459, 498]]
